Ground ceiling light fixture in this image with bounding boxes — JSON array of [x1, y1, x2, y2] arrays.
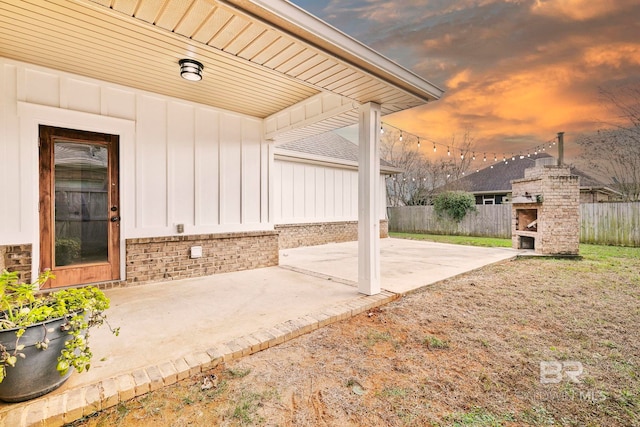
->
[[179, 59, 204, 81]]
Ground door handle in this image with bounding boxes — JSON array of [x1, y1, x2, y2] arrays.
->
[[110, 216, 121, 222]]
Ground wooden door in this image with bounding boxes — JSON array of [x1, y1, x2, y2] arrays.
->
[[39, 125, 120, 288]]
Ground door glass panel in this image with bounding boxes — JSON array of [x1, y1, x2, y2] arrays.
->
[[54, 142, 108, 266]]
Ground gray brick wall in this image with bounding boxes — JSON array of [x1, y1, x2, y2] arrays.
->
[[0, 244, 32, 282], [276, 220, 389, 249], [125, 231, 279, 285], [1, 222, 390, 287]]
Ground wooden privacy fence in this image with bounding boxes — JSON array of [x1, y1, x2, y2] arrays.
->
[[581, 202, 640, 246], [388, 202, 640, 246], [388, 205, 512, 239]]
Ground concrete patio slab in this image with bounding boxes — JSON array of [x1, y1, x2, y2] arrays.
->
[[281, 238, 518, 294], [0, 238, 518, 426]]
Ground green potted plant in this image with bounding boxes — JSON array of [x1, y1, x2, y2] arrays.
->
[[0, 269, 118, 402]]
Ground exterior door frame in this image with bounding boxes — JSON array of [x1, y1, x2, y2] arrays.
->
[[17, 101, 134, 287], [39, 125, 120, 288]]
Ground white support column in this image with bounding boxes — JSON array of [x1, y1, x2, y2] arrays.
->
[[358, 102, 381, 295]]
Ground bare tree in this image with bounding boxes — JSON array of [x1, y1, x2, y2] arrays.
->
[[381, 128, 476, 206], [577, 84, 640, 201], [441, 129, 476, 185], [381, 128, 418, 206]]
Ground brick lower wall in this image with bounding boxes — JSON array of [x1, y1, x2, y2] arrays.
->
[[276, 220, 389, 250], [1, 222, 390, 287], [0, 244, 32, 282], [380, 219, 389, 239], [125, 231, 279, 285]]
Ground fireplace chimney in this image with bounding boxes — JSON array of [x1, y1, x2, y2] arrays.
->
[[557, 132, 564, 166]]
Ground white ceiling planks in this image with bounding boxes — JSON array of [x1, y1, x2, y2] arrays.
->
[[0, 0, 443, 141]]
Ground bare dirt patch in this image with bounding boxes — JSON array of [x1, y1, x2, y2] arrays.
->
[[73, 253, 639, 426]]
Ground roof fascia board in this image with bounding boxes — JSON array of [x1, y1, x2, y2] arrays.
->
[[222, 0, 444, 102], [274, 148, 402, 174], [265, 93, 359, 141], [471, 190, 511, 195]]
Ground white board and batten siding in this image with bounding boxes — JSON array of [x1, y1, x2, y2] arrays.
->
[[0, 58, 270, 249], [273, 159, 386, 224]]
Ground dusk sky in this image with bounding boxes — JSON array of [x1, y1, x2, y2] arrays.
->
[[290, 0, 640, 166]]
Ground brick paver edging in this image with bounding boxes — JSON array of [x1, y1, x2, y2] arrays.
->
[[0, 291, 398, 426]]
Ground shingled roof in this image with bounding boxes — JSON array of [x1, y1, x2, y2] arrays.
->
[[453, 153, 608, 193], [275, 132, 401, 174]]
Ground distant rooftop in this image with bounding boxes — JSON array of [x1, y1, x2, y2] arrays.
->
[[452, 153, 609, 193], [275, 132, 401, 173]]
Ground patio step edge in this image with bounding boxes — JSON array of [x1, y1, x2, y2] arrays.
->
[[0, 290, 399, 427]]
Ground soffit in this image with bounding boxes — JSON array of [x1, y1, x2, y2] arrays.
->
[[0, 0, 442, 133]]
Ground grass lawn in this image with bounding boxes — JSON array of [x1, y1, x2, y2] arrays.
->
[[74, 238, 639, 427], [390, 231, 640, 259], [390, 231, 513, 248]]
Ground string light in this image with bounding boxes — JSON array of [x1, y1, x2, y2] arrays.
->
[[379, 121, 476, 160], [380, 121, 562, 180]]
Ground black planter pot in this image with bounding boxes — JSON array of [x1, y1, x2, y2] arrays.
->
[[0, 316, 74, 403]]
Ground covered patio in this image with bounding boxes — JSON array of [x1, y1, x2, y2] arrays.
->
[[0, 0, 443, 294], [0, 239, 518, 425]]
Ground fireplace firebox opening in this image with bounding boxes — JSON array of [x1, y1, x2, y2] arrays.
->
[[516, 209, 538, 232], [519, 235, 535, 249]]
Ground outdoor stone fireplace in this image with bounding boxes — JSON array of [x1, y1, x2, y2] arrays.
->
[[511, 159, 580, 255]]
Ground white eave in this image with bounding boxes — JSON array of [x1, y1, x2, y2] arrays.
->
[[0, 0, 443, 142], [274, 148, 404, 174], [227, 0, 444, 104]]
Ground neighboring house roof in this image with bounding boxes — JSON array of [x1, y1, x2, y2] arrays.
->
[[450, 153, 617, 194], [274, 132, 402, 174]]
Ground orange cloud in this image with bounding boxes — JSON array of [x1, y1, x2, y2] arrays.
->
[[384, 60, 612, 161], [447, 69, 473, 89], [583, 43, 640, 68], [309, 0, 640, 165], [531, 0, 637, 21]]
